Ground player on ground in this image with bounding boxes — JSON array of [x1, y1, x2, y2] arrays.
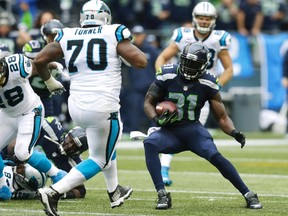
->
[[3, 161, 47, 199], [33, 0, 147, 215], [1, 116, 88, 199], [144, 42, 262, 210], [155, 1, 234, 186]]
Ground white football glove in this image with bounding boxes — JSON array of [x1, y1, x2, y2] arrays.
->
[[48, 62, 64, 79], [44, 76, 66, 95]]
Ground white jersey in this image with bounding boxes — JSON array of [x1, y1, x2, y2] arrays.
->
[[0, 54, 41, 117], [171, 27, 231, 77], [55, 24, 132, 112], [3, 166, 37, 199]]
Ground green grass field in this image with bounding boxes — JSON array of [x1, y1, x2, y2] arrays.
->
[[1, 134, 288, 216]]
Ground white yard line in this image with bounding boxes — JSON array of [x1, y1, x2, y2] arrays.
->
[[118, 139, 288, 149]]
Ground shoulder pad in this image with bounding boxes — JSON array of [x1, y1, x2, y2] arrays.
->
[[199, 72, 220, 90], [212, 30, 231, 48], [156, 63, 177, 81], [114, 24, 132, 42]]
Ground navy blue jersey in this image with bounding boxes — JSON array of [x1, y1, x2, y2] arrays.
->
[[155, 64, 220, 125]]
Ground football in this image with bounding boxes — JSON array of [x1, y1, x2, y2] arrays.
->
[[156, 101, 178, 116]]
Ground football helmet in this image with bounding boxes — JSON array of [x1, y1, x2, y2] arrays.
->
[[60, 126, 88, 156], [22, 40, 44, 59], [192, 1, 217, 34], [179, 42, 211, 80], [0, 57, 8, 86], [14, 163, 47, 191], [0, 44, 11, 59], [41, 19, 64, 43], [79, 0, 112, 27]]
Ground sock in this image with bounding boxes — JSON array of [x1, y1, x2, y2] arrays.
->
[[160, 154, 173, 167], [144, 143, 164, 191], [27, 151, 59, 176], [75, 158, 101, 180], [53, 167, 86, 194], [210, 153, 249, 195], [103, 159, 118, 192]]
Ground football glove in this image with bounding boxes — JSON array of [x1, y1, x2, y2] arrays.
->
[[153, 110, 178, 127], [44, 76, 66, 96], [231, 129, 246, 148], [48, 62, 64, 79]]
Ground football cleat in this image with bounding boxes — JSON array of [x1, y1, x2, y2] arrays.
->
[[161, 166, 172, 186], [244, 191, 263, 209], [50, 170, 67, 184], [37, 187, 62, 216], [107, 184, 133, 208], [0, 185, 12, 201], [156, 189, 172, 210]]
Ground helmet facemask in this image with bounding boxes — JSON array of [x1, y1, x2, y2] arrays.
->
[[14, 163, 47, 191], [179, 42, 210, 80], [192, 2, 217, 34], [0, 58, 8, 86], [60, 126, 88, 156]]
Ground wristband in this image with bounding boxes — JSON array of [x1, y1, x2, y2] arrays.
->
[[230, 129, 236, 137]]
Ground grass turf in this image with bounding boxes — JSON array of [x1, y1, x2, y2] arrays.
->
[[1, 135, 288, 216]]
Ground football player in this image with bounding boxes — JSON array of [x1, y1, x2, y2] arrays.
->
[[144, 42, 262, 210], [23, 39, 64, 117], [1, 116, 88, 199], [33, 1, 147, 215], [3, 161, 47, 199], [154, 1, 234, 186], [0, 51, 66, 201]]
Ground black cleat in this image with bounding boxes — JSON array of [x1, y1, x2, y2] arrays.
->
[[156, 189, 172, 210], [244, 191, 263, 209], [107, 185, 133, 208], [37, 187, 62, 216]]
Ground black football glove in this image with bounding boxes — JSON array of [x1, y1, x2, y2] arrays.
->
[[153, 110, 178, 126], [231, 129, 246, 148]]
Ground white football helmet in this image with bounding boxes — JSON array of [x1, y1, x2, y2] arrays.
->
[[192, 1, 217, 34], [14, 164, 47, 191], [79, 0, 112, 27]]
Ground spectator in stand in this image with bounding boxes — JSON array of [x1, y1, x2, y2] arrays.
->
[[260, 0, 286, 34], [141, 0, 170, 30], [12, 0, 39, 31], [215, 0, 239, 31], [109, 0, 135, 28], [236, 0, 263, 36], [165, 0, 197, 28], [0, 11, 31, 53], [29, 10, 58, 41], [120, 25, 160, 133]]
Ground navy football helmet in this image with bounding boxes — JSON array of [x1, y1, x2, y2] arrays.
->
[[22, 40, 44, 59], [179, 42, 211, 80], [41, 19, 64, 43], [60, 126, 88, 156]]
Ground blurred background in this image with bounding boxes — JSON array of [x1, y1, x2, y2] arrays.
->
[[1, 0, 288, 136]]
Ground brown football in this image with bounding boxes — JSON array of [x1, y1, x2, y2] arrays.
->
[[156, 101, 178, 116]]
